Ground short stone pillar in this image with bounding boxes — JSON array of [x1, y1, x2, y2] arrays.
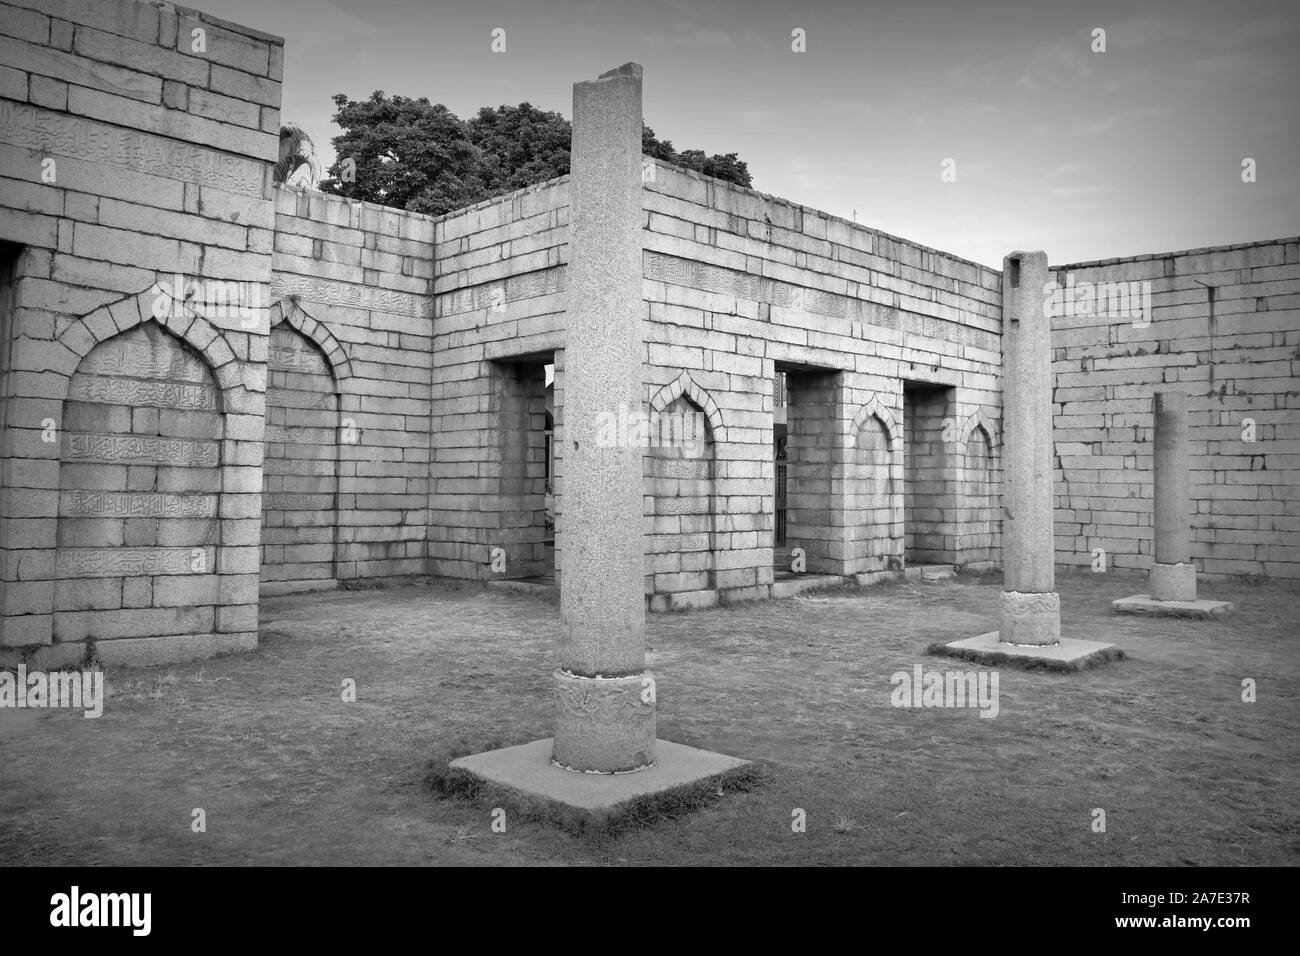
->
[[1149, 390, 1196, 601], [552, 62, 655, 773], [1111, 389, 1231, 618], [998, 250, 1060, 646]]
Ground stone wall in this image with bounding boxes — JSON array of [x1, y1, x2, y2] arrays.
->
[[640, 160, 1004, 606], [0, 0, 281, 665], [959, 416, 1000, 568], [1051, 239, 1300, 580], [902, 383, 957, 564], [427, 177, 570, 583], [267, 187, 436, 591], [2, 0, 1297, 667], [424, 163, 1006, 607]]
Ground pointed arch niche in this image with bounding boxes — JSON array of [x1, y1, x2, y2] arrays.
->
[[849, 397, 903, 573], [36, 281, 259, 660], [644, 372, 725, 601], [958, 410, 1000, 568], [259, 299, 350, 594]]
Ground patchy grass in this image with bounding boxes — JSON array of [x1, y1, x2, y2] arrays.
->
[[0, 571, 1295, 866]]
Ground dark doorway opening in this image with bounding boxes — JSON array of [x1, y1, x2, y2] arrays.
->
[[903, 381, 958, 566]]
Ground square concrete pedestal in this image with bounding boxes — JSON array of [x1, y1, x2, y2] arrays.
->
[[450, 738, 750, 823], [1112, 594, 1234, 619], [934, 631, 1120, 671]]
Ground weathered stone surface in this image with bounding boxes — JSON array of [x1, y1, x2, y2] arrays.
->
[[937, 630, 1119, 671], [0, 2, 282, 665], [92, 631, 258, 666], [270, 272, 433, 319], [58, 490, 217, 518], [0, 101, 267, 198], [998, 251, 1060, 645], [1111, 594, 1233, 618], [643, 251, 997, 352], [260, 321, 337, 595], [56, 547, 215, 578], [551, 63, 652, 771], [997, 590, 1062, 645], [61, 432, 219, 466], [1052, 245, 1299, 581], [0, 11, 1294, 677], [450, 738, 749, 821], [1148, 561, 1197, 603], [550, 670, 656, 772], [1153, 390, 1191, 566]]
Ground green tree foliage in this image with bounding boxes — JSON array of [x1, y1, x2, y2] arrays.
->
[[317, 94, 753, 215], [316, 92, 483, 215], [469, 102, 574, 195]]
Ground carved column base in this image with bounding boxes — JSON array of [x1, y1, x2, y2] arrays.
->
[[551, 669, 656, 773], [1150, 562, 1196, 602], [998, 590, 1061, 646]]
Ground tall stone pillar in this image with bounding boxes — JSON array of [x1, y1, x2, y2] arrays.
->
[[998, 251, 1060, 645], [1149, 390, 1196, 601], [940, 253, 1119, 664], [552, 63, 655, 773], [450, 64, 747, 813]]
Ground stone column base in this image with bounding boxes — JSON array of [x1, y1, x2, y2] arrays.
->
[[450, 738, 750, 823], [998, 590, 1061, 646], [551, 669, 656, 773], [1149, 562, 1196, 602]]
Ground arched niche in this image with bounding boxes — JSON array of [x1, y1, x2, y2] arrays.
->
[[259, 319, 341, 593], [54, 321, 224, 641]]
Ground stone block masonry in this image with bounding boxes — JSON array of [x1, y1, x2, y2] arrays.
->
[[1111, 389, 1236, 619], [267, 187, 436, 592], [903, 383, 959, 565], [639, 160, 1004, 601], [0, 0, 1296, 666], [427, 176, 568, 586], [1051, 239, 1300, 581], [0, 0, 282, 664]]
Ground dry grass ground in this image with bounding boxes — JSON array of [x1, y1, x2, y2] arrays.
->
[[1, 570, 1295, 866]]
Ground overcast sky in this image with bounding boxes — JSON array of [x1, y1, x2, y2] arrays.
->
[[200, 0, 1298, 267]]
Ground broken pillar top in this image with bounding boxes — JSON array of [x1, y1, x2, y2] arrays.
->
[[597, 62, 642, 81], [1003, 250, 1047, 291]]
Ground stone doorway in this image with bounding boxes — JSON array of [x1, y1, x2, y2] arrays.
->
[[773, 370, 789, 570], [780, 364, 841, 576], [489, 355, 553, 584], [902, 381, 958, 566]]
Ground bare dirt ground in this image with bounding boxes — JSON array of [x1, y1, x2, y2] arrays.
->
[[1, 570, 1295, 866]]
